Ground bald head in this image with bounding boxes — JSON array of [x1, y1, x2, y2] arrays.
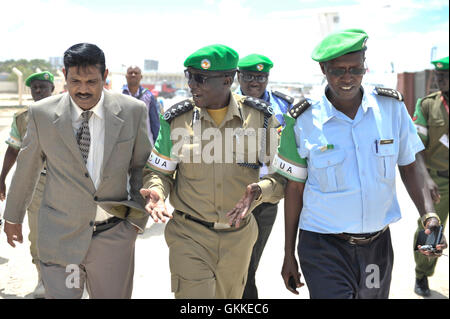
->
[[126, 65, 143, 88]]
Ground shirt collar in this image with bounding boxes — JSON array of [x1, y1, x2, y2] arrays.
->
[[320, 85, 370, 124], [70, 91, 105, 122], [261, 90, 270, 103], [198, 91, 241, 123], [122, 84, 142, 97]]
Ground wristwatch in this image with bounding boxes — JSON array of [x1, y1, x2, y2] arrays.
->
[[421, 212, 441, 228]]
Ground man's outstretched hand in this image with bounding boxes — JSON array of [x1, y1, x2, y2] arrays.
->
[[226, 183, 261, 228], [140, 188, 172, 223]]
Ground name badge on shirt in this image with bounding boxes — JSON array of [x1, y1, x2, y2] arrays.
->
[[379, 139, 394, 145], [375, 139, 394, 154], [439, 134, 449, 149]]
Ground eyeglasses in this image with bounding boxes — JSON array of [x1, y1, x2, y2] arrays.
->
[[326, 67, 366, 77], [239, 73, 268, 83], [184, 69, 225, 84]]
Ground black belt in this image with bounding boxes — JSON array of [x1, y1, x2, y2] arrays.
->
[[333, 226, 388, 245], [92, 217, 123, 236], [175, 211, 231, 230], [437, 170, 449, 178]]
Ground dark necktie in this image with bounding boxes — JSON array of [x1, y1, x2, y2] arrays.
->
[[77, 111, 92, 164]]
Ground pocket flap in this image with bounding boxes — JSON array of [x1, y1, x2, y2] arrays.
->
[[311, 149, 345, 168]]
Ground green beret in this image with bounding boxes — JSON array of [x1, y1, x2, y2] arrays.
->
[[311, 29, 368, 62], [431, 56, 449, 70], [184, 44, 239, 71], [25, 71, 54, 87], [238, 54, 273, 73]]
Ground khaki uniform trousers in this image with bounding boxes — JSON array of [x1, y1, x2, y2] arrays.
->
[[414, 171, 449, 278], [165, 212, 258, 299]]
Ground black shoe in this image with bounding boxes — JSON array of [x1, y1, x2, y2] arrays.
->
[[414, 277, 431, 297]]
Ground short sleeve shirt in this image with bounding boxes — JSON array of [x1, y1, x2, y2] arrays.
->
[[277, 85, 424, 234]]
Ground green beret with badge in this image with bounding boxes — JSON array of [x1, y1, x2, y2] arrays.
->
[[311, 29, 368, 62], [431, 56, 449, 70], [184, 44, 239, 71], [25, 71, 54, 87], [238, 54, 274, 73]]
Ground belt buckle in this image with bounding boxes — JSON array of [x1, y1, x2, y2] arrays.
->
[[348, 236, 365, 245], [213, 222, 231, 230]]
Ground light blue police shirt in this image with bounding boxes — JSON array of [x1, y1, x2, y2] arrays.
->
[[294, 86, 424, 234]]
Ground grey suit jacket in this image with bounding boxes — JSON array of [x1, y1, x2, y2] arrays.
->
[[4, 90, 151, 266]]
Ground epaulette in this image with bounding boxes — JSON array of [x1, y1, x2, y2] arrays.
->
[[243, 96, 273, 117], [272, 90, 294, 105], [423, 91, 440, 100], [14, 108, 28, 117], [162, 99, 194, 122], [375, 87, 403, 101], [288, 98, 311, 119]]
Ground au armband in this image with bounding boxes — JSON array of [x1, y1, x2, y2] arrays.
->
[[272, 114, 308, 182], [147, 149, 178, 175], [147, 114, 178, 175]]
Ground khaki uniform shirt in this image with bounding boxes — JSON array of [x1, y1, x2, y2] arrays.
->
[[413, 91, 449, 171], [5, 108, 46, 214], [143, 92, 286, 224]]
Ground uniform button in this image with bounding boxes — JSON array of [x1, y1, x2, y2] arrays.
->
[[89, 221, 94, 227], [94, 196, 98, 201], [85, 172, 89, 178]]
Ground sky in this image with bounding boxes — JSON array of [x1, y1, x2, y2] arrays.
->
[[0, 0, 448, 83]]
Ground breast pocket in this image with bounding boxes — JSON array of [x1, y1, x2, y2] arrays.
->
[[373, 141, 396, 181], [310, 149, 346, 193]]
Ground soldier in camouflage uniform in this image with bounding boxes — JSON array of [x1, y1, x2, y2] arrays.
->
[[412, 56, 449, 297], [0, 71, 54, 298], [140, 44, 286, 299]]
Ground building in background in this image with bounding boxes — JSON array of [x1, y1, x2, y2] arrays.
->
[[144, 59, 159, 72]]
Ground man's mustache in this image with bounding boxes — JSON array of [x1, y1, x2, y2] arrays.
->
[[75, 93, 92, 99]]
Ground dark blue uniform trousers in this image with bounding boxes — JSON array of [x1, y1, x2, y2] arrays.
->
[[242, 202, 278, 299], [298, 228, 394, 299]]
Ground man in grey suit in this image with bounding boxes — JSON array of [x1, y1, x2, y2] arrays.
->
[[2, 43, 151, 299]]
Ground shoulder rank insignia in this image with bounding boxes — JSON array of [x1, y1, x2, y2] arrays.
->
[[243, 96, 274, 117], [163, 99, 194, 122], [375, 87, 403, 101], [288, 98, 311, 119], [272, 91, 294, 105]]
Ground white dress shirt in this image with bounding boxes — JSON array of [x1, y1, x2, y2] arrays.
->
[[70, 92, 113, 222]]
